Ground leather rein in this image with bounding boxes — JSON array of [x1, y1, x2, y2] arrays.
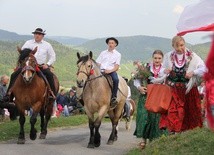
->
[[76, 61, 103, 85]]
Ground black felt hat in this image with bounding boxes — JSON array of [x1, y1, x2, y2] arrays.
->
[[106, 37, 119, 46], [32, 28, 46, 35]]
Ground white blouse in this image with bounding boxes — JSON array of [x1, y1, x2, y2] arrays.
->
[[133, 63, 166, 89]]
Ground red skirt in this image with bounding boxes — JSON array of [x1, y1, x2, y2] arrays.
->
[[159, 86, 202, 132]]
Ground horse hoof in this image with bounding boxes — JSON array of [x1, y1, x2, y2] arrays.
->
[[87, 143, 95, 148], [17, 138, 25, 144], [39, 134, 46, 139], [107, 140, 114, 145], [94, 142, 101, 147], [30, 133, 37, 140], [114, 136, 118, 141]]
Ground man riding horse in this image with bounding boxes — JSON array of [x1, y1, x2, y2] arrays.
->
[[96, 37, 121, 108], [4, 28, 56, 102]]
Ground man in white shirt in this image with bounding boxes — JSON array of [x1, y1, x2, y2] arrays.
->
[[96, 37, 121, 108], [5, 28, 56, 100]]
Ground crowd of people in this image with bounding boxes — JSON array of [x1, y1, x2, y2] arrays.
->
[[0, 27, 212, 150], [55, 87, 84, 117], [132, 36, 207, 149]]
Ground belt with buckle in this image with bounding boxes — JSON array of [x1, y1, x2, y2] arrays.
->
[[166, 80, 186, 88]]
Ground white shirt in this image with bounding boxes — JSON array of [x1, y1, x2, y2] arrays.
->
[[22, 39, 56, 66], [96, 49, 121, 70], [134, 63, 166, 89]]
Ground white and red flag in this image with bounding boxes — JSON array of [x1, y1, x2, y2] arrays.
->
[[177, 0, 214, 130], [177, 0, 214, 36]]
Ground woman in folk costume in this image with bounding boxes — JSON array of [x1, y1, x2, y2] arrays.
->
[[160, 36, 206, 133], [133, 50, 168, 149]]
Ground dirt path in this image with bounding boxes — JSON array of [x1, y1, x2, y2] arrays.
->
[[0, 121, 140, 155]]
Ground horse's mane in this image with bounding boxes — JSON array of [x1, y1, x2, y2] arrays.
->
[[18, 48, 32, 63], [77, 55, 97, 65]]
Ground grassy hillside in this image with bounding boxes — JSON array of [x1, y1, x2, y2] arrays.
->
[[79, 36, 210, 61], [0, 40, 79, 87], [128, 127, 214, 155], [79, 35, 173, 61], [191, 42, 211, 60], [0, 40, 134, 88]]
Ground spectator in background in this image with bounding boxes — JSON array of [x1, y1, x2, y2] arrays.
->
[[123, 77, 131, 121], [64, 89, 78, 115], [56, 89, 66, 107], [56, 89, 66, 116], [0, 75, 10, 118]]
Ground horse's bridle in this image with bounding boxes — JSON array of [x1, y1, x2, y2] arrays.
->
[[76, 62, 92, 78], [21, 56, 37, 83], [76, 61, 103, 87]]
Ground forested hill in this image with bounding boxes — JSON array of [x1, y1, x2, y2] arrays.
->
[[78, 35, 210, 61], [0, 29, 89, 46], [79, 35, 173, 61], [0, 29, 211, 87], [0, 40, 80, 86]]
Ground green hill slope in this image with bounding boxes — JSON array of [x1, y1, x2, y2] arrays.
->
[[0, 40, 79, 87], [79, 35, 210, 61], [79, 35, 173, 61], [128, 127, 214, 155]]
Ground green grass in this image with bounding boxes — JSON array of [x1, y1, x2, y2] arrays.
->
[[0, 114, 88, 142], [127, 127, 214, 155]]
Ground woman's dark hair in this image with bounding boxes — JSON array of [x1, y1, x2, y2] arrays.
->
[[152, 50, 164, 58]]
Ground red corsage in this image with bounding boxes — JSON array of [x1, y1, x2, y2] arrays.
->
[[186, 50, 191, 57], [36, 65, 40, 72], [90, 69, 94, 75]]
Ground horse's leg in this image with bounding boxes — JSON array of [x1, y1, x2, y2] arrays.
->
[[30, 112, 38, 140], [87, 118, 95, 148], [93, 106, 108, 147], [40, 102, 53, 139], [107, 110, 116, 145], [107, 107, 121, 145], [39, 108, 45, 139], [94, 119, 101, 147], [17, 112, 26, 144]]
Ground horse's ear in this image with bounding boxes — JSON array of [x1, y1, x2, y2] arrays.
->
[[32, 46, 38, 55], [17, 46, 21, 54], [77, 52, 81, 59], [89, 51, 93, 59]]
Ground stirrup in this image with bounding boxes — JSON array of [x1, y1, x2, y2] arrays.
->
[[110, 97, 118, 109], [48, 90, 56, 100]]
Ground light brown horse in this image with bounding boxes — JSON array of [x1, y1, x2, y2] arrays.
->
[[11, 47, 59, 144], [76, 51, 128, 148]]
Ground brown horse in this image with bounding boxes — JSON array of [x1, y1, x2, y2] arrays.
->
[[76, 51, 128, 148], [11, 47, 59, 144]]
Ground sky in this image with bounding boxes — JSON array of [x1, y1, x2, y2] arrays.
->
[[0, 0, 212, 44]]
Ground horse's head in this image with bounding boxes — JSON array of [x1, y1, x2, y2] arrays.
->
[[17, 47, 38, 83], [76, 51, 94, 88]]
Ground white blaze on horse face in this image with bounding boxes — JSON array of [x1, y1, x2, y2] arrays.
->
[[24, 58, 33, 81]]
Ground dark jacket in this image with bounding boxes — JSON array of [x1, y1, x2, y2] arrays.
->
[[56, 94, 66, 106], [64, 95, 78, 107]]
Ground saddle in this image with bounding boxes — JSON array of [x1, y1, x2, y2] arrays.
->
[[37, 69, 58, 99], [103, 74, 113, 91]]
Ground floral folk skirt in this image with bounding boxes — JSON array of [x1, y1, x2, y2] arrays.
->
[[134, 94, 167, 140], [160, 86, 202, 132]]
